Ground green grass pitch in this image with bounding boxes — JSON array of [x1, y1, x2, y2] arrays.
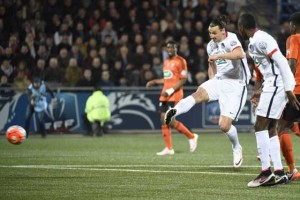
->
[[1, 132, 300, 200]]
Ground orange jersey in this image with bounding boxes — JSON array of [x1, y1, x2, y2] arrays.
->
[[253, 64, 263, 82], [286, 34, 300, 94], [160, 55, 188, 102]]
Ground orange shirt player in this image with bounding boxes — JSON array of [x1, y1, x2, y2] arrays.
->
[[277, 11, 300, 181], [146, 40, 198, 155]]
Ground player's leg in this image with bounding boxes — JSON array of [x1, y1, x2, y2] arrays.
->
[[157, 102, 174, 156], [248, 116, 275, 187], [218, 79, 246, 168], [219, 116, 243, 168], [248, 88, 288, 187], [165, 79, 215, 125], [24, 105, 34, 138], [170, 119, 198, 152], [279, 97, 300, 180], [291, 122, 300, 136], [36, 110, 46, 138], [267, 119, 289, 185]]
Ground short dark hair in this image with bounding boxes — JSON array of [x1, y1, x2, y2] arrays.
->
[[33, 77, 41, 83], [166, 40, 177, 46], [238, 13, 257, 29], [290, 12, 300, 26], [210, 15, 229, 29]]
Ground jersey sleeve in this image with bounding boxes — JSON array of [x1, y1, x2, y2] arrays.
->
[[288, 35, 299, 60], [207, 41, 213, 56], [179, 58, 188, 79], [228, 34, 242, 52], [257, 34, 279, 57]]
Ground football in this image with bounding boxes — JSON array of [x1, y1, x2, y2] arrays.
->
[[6, 125, 27, 145]]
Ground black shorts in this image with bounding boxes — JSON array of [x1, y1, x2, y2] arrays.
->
[[159, 101, 175, 113], [282, 94, 300, 121]]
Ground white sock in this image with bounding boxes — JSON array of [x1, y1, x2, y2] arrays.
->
[[269, 135, 283, 171], [174, 95, 196, 116], [225, 125, 240, 150], [255, 130, 271, 170]]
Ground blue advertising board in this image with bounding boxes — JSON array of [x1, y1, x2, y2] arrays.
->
[[0, 91, 254, 132]]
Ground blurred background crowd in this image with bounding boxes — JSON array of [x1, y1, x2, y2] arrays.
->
[[0, 0, 297, 93]]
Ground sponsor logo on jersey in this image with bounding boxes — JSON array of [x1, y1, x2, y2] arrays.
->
[[163, 70, 173, 79]]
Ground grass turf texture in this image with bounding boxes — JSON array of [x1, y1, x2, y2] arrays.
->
[[1, 133, 300, 200]]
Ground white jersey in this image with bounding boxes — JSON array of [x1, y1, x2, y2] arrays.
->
[[207, 32, 251, 84], [248, 30, 293, 90]]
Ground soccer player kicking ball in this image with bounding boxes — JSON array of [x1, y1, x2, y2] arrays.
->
[[164, 15, 251, 168], [146, 40, 198, 156], [238, 13, 300, 188]]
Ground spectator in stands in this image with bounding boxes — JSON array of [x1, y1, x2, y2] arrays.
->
[[13, 70, 30, 91], [194, 47, 209, 76], [102, 34, 117, 62], [54, 22, 72, 46], [97, 70, 115, 94], [69, 44, 84, 67], [57, 48, 70, 70], [64, 58, 82, 86], [278, 21, 290, 54], [82, 86, 111, 136], [0, 58, 15, 83], [77, 68, 95, 87], [0, 75, 14, 103], [44, 57, 64, 86], [152, 56, 163, 78], [14, 43, 35, 72], [116, 45, 132, 69], [73, 21, 89, 43], [36, 43, 50, 62], [111, 60, 125, 86], [88, 23, 102, 44], [90, 57, 102, 81], [32, 59, 47, 80]]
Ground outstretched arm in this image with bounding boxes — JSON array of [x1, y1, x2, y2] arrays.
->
[[146, 78, 164, 87]]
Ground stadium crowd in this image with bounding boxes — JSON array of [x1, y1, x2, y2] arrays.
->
[[0, 0, 244, 90], [0, 0, 238, 87]]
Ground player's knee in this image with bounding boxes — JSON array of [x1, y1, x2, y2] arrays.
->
[[192, 88, 208, 103], [219, 123, 231, 133]]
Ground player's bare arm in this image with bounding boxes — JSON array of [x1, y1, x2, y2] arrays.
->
[[251, 81, 263, 107], [208, 47, 244, 62], [146, 79, 164, 87], [286, 91, 300, 110], [288, 58, 297, 75]]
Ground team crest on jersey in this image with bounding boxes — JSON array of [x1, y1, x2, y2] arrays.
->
[[249, 44, 254, 53], [230, 40, 237, 46], [259, 42, 267, 49]]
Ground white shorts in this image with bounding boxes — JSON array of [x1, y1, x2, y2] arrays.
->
[[256, 86, 287, 119], [200, 78, 247, 121]]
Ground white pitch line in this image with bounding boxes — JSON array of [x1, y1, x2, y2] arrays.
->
[[0, 165, 259, 176], [0, 164, 262, 168]]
